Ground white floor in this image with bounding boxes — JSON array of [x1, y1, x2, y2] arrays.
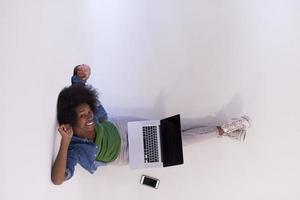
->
[[1, 1, 300, 200]]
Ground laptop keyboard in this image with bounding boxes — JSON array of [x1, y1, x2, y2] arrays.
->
[[143, 126, 159, 163]]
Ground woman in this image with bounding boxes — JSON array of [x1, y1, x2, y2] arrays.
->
[[51, 64, 252, 185]]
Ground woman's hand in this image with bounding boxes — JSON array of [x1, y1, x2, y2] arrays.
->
[[76, 64, 91, 81], [58, 124, 73, 142]]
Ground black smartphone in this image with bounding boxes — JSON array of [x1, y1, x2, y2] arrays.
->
[[140, 175, 160, 189]]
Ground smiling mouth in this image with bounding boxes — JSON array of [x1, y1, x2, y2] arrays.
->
[[86, 121, 94, 126]]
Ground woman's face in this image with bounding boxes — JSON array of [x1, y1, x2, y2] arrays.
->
[[74, 103, 94, 135]]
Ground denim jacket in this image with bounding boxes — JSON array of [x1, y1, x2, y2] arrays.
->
[[65, 75, 108, 181]]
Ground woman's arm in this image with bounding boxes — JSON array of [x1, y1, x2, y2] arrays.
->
[[72, 64, 108, 122], [94, 104, 108, 122], [51, 125, 73, 185]]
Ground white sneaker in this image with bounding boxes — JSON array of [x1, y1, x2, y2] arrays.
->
[[221, 115, 252, 133], [222, 129, 247, 142]]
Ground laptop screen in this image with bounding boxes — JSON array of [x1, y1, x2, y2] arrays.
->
[[160, 114, 184, 167]]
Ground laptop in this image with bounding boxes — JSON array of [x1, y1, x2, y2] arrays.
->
[[128, 114, 184, 169]]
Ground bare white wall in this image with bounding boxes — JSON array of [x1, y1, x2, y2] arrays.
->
[[1, 0, 300, 200]]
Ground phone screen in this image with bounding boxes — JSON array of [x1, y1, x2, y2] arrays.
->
[[143, 177, 157, 187], [142, 176, 159, 188]]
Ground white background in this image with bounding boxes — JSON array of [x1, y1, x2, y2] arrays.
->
[[1, 0, 300, 200]]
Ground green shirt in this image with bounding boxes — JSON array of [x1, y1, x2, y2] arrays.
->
[[94, 121, 121, 162]]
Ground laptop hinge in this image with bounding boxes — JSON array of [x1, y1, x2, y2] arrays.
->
[[159, 125, 164, 164]]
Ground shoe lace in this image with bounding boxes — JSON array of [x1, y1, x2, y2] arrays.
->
[[225, 129, 246, 142]]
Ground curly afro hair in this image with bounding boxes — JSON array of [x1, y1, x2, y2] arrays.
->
[[57, 84, 100, 127]]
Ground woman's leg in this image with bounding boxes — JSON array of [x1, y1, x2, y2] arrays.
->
[[181, 115, 252, 144], [181, 121, 221, 146]]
